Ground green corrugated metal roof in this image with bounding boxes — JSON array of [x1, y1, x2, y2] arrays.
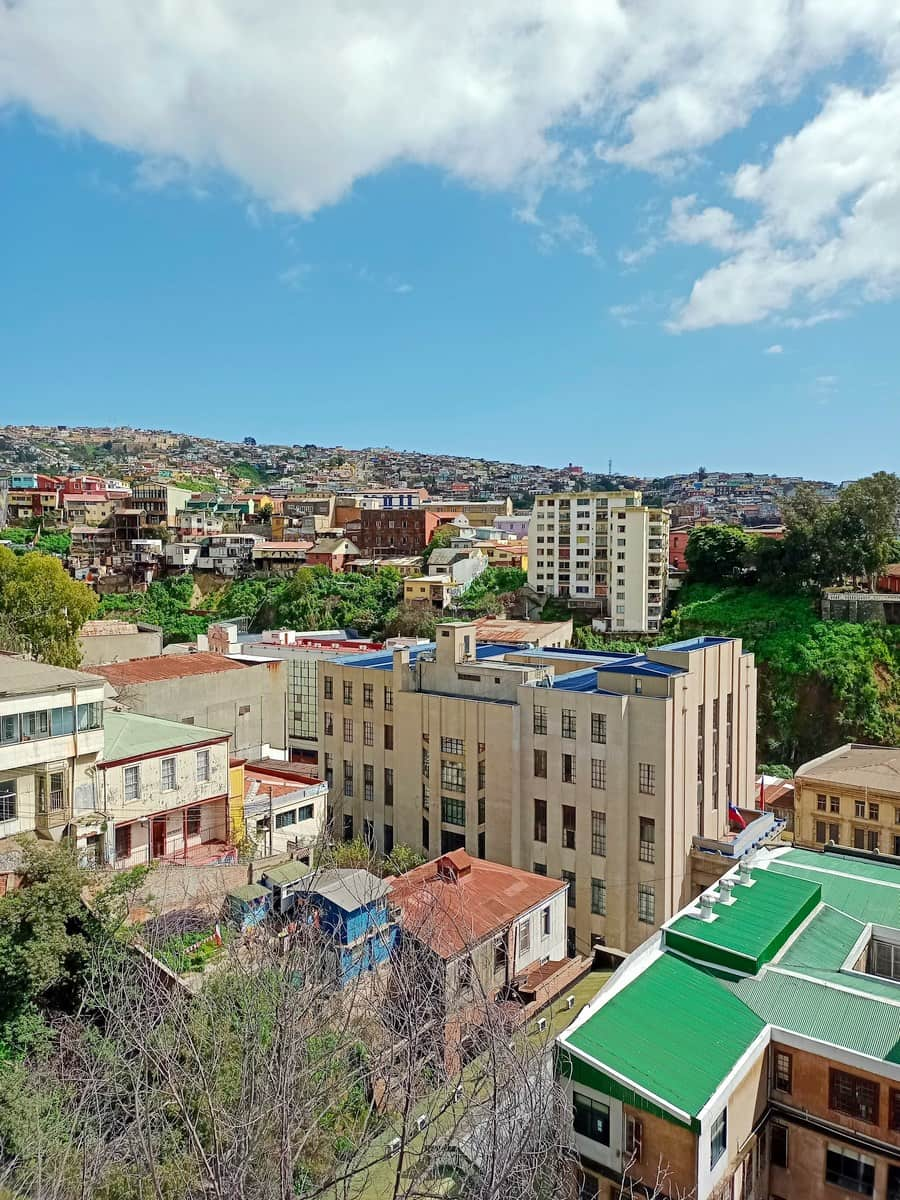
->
[[261, 860, 312, 885], [103, 709, 228, 761], [777, 904, 864, 971], [768, 857, 900, 929], [563, 953, 765, 1119], [725, 968, 900, 1060], [780, 847, 900, 887], [228, 883, 270, 902], [666, 868, 820, 972]]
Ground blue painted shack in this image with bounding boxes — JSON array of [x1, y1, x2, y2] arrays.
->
[[225, 882, 271, 932], [301, 869, 396, 986]]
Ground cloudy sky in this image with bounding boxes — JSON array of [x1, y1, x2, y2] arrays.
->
[[2, 1, 899, 477]]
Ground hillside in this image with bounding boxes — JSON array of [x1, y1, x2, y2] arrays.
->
[[666, 583, 900, 766]]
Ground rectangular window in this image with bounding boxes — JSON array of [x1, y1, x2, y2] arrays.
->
[[825, 1145, 874, 1196], [441, 760, 466, 792], [297, 804, 314, 822], [534, 749, 547, 779], [562, 870, 576, 907], [770, 1123, 788, 1169], [343, 681, 353, 705], [384, 686, 393, 711], [343, 718, 353, 743], [114, 823, 131, 861], [324, 753, 334, 788], [363, 721, 374, 746], [186, 806, 202, 837], [21, 710, 49, 740], [534, 799, 547, 843], [50, 707, 75, 737], [343, 813, 354, 841], [830, 795, 840, 814], [562, 805, 576, 850], [441, 736, 464, 755], [591, 877, 606, 916], [637, 883, 655, 924], [518, 917, 531, 956], [869, 802, 880, 821], [76, 700, 103, 729], [0, 779, 17, 822], [363, 683, 373, 708], [384, 724, 394, 751], [625, 1115, 642, 1163], [591, 811, 607, 856], [816, 819, 827, 843], [384, 767, 394, 806], [639, 817, 656, 863], [422, 747, 430, 778], [638, 762, 655, 794], [541, 906, 551, 937], [161, 757, 176, 791], [533, 862, 547, 876], [441, 796, 466, 826], [591, 758, 606, 790], [561, 709, 577, 739], [363, 763, 374, 803], [478, 760, 486, 791], [855, 799, 865, 818], [830, 1069, 879, 1123], [124, 765, 141, 802], [573, 1093, 610, 1146], [323, 675, 333, 700], [709, 1108, 727, 1167], [0, 715, 19, 745], [816, 793, 827, 811], [324, 711, 334, 737], [562, 753, 576, 784], [343, 761, 353, 798], [774, 1051, 792, 1093], [196, 750, 210, 782], [591, 713, 607, 744]]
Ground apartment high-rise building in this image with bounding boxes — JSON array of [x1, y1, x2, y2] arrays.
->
[[319, 621, 756, 955], [527, 491, 670, 634]]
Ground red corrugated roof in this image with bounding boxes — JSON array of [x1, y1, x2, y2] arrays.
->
[[93, 653, 249, 686], [388, 850, 565, 959]]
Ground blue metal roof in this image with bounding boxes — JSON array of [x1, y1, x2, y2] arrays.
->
[[596, 658, 685, 678], [657, 636, 732, 651], [334, 642, 518, 671], [551, 668, 602, 692]]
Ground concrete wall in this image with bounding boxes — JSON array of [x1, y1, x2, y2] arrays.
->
[[108, 661, 286, 759], [79, 627, 164, 667]]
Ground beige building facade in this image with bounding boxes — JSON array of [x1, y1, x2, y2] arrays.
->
[[319, 622, 756, 955], [527, 491, 669, 634], [794, 742, 900, 856]]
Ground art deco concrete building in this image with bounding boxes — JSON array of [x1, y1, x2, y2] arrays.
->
[[319, 621, 757, 955]]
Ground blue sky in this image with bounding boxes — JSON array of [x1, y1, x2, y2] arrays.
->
[[2, 3, 899, 481]]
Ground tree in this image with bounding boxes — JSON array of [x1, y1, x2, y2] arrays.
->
[[0, 548, 97, 667], [421, 524, 457, 565], [383, 602, 437, 641], [258, 499, 274, 521], [684, 526, 756, 583]]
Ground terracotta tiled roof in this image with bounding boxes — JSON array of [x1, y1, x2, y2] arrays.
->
[[388, 850, 565, 960], [93, 653, 249, 686]]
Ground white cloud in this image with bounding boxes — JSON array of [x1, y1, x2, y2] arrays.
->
[[669, 75, 900, 330], [608, 303, 641, 327], [764, 343, 783, 354], [278, 263, 312, 290], [535, 212, 600, 260], [781, 308, 847, 328], [2, 1, 900, 327]]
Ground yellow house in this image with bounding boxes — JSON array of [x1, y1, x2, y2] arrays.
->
[[403, 576, 457, 610], [228, 758, 246, 846]]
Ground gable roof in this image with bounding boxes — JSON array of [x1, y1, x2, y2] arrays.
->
[[389, 850, 565, 959], [101, 709, 228, 762]]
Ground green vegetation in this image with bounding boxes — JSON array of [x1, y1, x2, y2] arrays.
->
[[156, 927, 229, 974], [0, 547, 97, 667], [456, 566, 527, 617], [232, 460, 273, 486], [666, 583, 900, 764], [421, 524, 456, 564], [97, 575, 211, 643], [0, 527, 71, 556]]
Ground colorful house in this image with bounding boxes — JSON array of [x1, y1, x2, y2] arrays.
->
[[301, 869, 396, 986]]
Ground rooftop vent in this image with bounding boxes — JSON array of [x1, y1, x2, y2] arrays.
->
[[718, 879, 735, 905], [737, 860, 755, 887], [698, 894, 716, 922]]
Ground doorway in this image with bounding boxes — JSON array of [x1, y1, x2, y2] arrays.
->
[[151, 818, 167, 859]]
